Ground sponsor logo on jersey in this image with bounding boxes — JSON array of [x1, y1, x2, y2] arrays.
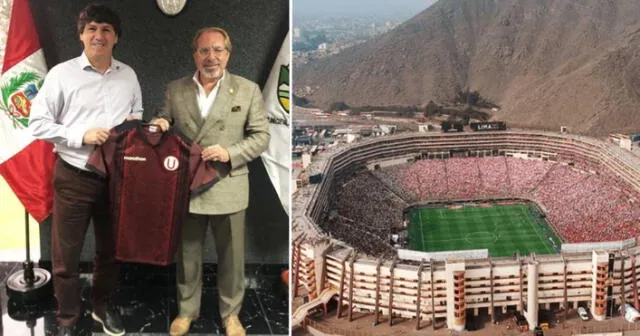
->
[[124, 156, 147, 161]]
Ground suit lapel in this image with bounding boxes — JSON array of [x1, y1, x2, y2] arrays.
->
[[196, 73, 238, 142], [180, 77, 203, 127]]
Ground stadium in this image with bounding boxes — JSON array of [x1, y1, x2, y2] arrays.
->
[[291, 129, 640, 333]]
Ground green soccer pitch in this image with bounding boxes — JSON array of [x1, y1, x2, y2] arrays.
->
[[407, 203, 561, 257]]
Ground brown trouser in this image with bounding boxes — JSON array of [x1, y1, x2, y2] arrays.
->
[[52, 159, 119, 327]]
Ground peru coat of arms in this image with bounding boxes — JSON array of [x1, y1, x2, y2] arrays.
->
[[1, 71, 42, 129]]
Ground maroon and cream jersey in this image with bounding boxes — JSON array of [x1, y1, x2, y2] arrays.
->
[[86, 120, 218, 265]]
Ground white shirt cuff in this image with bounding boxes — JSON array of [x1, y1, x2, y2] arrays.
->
[[66, 125, 87, 149]]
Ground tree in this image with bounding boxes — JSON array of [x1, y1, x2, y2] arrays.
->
[[329, 101, 349, 112], [425, 100, 441, 117], [468, 90, 480, 106], [293, 94, 310, 107]]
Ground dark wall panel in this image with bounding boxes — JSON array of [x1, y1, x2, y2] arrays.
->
[[32, 0, 289, 264]]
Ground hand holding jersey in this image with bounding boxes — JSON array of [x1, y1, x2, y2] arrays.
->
[[82, 128, 110, 145], [150, 117, 170, 131], [201, 144, 230, 163]]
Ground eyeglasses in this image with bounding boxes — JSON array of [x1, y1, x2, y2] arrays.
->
[[197, 47, 227, 56]]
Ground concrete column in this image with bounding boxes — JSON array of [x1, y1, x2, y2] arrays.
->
[[446, 261, 465, 331], [313, 243, 332, 297], [527, 262, 539, 330], [592, 251, 609, 321]]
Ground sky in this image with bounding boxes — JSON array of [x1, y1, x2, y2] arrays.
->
[[293, 0, 439, 19]]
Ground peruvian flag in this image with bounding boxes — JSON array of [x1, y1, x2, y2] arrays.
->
[[0, 0, 55, 223]]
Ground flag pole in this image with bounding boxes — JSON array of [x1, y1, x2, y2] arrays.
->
[[6, 212, 50, 332], [5, 209, 52, 304], [23, 210, 34, 286]]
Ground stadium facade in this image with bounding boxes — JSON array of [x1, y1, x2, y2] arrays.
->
[[292, 130, 640, 331]]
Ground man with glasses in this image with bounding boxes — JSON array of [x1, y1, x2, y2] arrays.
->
[[151, 27, 269, 336]]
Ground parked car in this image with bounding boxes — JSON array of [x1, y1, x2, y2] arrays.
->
[[578, 307, 590, 321]]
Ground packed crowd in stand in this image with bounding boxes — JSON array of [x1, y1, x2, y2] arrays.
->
[[478, 156, 511, 196], [362, 156, 640, 245], [324, 216, 396, 258], [323, 172, 405, 257], [534, 169, 640, 242], [445, 157, 481, 199], [507, 159, 557, 195], [372, 165, 418, 202], [380, 159, 448, 200]]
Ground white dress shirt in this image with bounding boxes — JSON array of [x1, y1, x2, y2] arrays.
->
[[192, 70, 225, 118], [29, 52, 143, 170]]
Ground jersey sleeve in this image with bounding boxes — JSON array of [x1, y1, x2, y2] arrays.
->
[[85, 129, 119, 178], [86, 145, 107, 177], [189, 142, 219, 194]]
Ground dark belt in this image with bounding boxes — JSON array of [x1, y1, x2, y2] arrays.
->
[[59, 159, 103, 180]]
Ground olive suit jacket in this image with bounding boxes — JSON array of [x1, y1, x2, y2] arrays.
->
[[158, 72, 270, 215]]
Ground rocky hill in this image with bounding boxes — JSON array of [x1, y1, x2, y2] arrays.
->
[[294, 0, 640, 135]]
